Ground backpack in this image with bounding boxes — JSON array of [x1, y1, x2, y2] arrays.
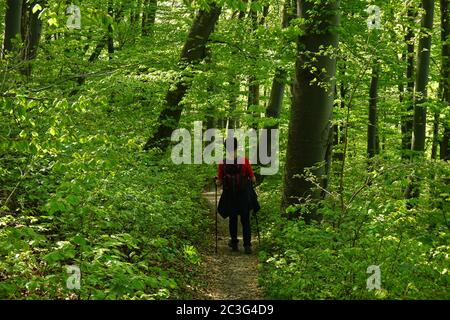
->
[[222, 160, 248, 195]]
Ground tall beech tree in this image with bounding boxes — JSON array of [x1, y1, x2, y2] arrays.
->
[[405, 0, 434, 201], [281, 0, 340, 221], [144, 3, 221, 151]]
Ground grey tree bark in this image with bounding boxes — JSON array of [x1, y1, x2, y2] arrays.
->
[[281, 0, 340, 221]]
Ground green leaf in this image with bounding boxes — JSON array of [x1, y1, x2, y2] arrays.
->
[[67, 195, 80, 206], [48, 127, 56, 136], [32, 4, 42, 14], [48, 17, 58, 27]]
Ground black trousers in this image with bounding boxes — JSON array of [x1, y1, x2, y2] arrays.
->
[[229, 212, 251, 247]]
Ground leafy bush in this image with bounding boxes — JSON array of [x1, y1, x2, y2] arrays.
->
[[258, 158, 450, 300]]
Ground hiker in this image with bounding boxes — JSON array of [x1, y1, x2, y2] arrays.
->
[[215, 137, 257, 254]]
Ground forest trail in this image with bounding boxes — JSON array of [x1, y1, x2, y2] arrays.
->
[[194, 184, 264, 300]]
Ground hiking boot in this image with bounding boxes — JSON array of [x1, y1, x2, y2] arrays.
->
[[244, 246, 252, 254], [228, 240, 238, 252]]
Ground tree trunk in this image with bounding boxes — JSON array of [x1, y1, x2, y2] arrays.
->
[[333, 74, 346, 161], [21, 1, 45, 76], [401, 4, 416, 159], [411, 0, 434, 154], [20, 0, 28, 48], [142, 0, 157, 36], [266, 68, 286, 125], [281, 0, 340, 221], [440, 0, 450, 161], [442, 128, 450, 160], [131, 0, 142, 28], [247, 1, 267, 128], [247, 76, 260, 127], [367, 62, 379, 160], [107, 1, 113, 59], [264, 67, 286, 159], [264, 0, 295, 157], [2, 0, 23, 58], [405, 0, 434, 201], [265, 0, 295, 120], [431, 111, 440, 159], [227, 79, 240, 129], [143, 4, 222, 151], [238, 0, 248, 19], [226, 8, 248, 130]]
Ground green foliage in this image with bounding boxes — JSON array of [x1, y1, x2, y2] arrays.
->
[[258, 157, 450, 299], [0, 85, 212, 298], [1, 0, 449, 301], [0, 0, 211, 297]]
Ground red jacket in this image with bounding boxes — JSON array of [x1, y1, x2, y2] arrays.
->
[[217, 157, 255, 180]]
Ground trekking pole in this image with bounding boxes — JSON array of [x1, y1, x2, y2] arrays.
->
[[252, 182, 261, 246], [254, 210, 261, 246], [214, 177, 218, 254]]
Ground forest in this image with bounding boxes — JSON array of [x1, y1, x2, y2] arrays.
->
[[0, 0, 449, 300]]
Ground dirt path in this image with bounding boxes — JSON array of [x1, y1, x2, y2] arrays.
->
[[194, 184, 264, 300]]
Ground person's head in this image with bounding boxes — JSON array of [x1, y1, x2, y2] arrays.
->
[[224, 137, 238, 159]]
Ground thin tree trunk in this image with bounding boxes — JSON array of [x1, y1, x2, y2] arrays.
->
[[440, 0, 450, 161], [238, 0, 248, 19], [142, 0, 157, 36], [401, 4, 416, 159], [333, 73, 346, 161], [226, 8, 247, 130], [20, 0, 28, 47], [2, 0, 23, 58], [131, 0, 142, 28], [143, 4, 222, 151], [411, 0, 434, 153], [247, 1, 267, 128], [281, 0, 340, 221], [266, 68, 286, 124], [368, 62, 379, 160], [431, 111, 440, 159], [107, 0, 115, 59], [205, 48, 217, 130], [442, 128, 450, 160], [264, 0, 295, 157], [227, 79, 240, 129]]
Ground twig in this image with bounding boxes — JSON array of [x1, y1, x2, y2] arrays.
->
[[2, 167, 25, 208], [1, 92, 47, 101]]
